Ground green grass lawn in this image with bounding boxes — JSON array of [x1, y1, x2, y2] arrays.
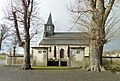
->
[[0, 55, 6, 60], [32, 66, 72, 70]]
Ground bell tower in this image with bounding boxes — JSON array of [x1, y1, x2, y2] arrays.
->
[[44, 13, 54, 36]]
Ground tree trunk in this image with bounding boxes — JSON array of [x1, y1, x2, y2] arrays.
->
[[70, 0, 116, 72], [22, 35, 31, 70], [90, 41, 105, 71], [0, 42, 1, 51], [99, 45, 103, 66]]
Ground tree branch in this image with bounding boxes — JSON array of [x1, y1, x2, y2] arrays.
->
[[104, 0, 115, 22], [28, 0, 34, 29], [30, 31, 37, 40], [12, 11, 23, 46], [70, 9, 92, 13]]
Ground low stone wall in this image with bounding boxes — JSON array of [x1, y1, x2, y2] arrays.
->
[[5, 55, 24, 65], [82, 56, 120, 70]]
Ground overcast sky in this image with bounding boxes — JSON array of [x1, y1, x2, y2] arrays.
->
[[0, 0, 120, 51], [40, 0, 73, 31], [0, 0, 6, 21]]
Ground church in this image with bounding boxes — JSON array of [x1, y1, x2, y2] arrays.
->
[[32, 13, 89, 67]]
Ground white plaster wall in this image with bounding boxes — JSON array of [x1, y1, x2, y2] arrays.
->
[[75, 50, 84, 61], [39, 45, 68, 60], [84, 47, 89, 56], [70, 45, 89, 56], [56, 45, 68, 59], [39, 45, 89, 58], [71, 49, 84, 61], [32, 48, 47, 66], [39, 45, 54, 59]]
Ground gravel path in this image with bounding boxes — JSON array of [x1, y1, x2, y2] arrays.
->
[[0, 65, 119, 81]]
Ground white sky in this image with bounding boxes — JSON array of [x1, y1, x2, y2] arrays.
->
[[0, 0, 120, 52], [0, 0, 73, 31], [40, 0, 73, 31], [0, 0, 6, 21], [0, 0, 73, 53]]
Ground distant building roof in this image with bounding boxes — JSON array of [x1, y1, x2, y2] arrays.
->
[[40, 32, 89, 45]]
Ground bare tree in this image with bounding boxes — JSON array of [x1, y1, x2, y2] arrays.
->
[[69, 0, 120, 71], [0, 24, 9, 50], [5, 0, 42, 70]]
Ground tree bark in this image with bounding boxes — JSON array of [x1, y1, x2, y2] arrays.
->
[[0, 41, 1, 51], [12, 9, 31, 70], [90, 42, 105, 71], [22, 33, 31, 70], [88, 0, 115, 71]]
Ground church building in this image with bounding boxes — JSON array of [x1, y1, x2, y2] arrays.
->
[[32, 13, 89, 67]]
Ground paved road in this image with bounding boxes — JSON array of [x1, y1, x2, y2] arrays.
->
[[0, 60, 4, 64], [0, 65, 120, 81]]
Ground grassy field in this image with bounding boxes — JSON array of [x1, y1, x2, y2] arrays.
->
[[32, 66, 73, 70], [0, 55, 6, 60], [103, 58, 120, 72]]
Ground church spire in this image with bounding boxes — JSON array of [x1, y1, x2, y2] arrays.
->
[[47, 13, 53, 24], [44, 13, 54, 36]]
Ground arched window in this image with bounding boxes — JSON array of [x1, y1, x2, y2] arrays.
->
[[60, 49, 64, 58]]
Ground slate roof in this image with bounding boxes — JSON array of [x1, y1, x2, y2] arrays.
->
[[39, 32, 89, 45]]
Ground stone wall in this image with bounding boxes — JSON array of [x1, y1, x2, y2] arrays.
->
[[5, 55, 24, 65]]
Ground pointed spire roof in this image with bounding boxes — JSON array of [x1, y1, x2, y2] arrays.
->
[[47, 13, 53, 24]]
